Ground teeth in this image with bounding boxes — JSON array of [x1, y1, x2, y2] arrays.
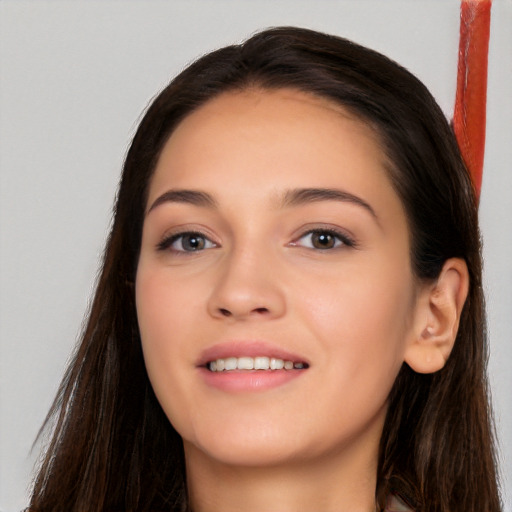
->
[[254, 356, 270, 370], [207, 356, 307, 372], [224, 357, 237, 371], [270, 357, 284, 370], [237, 357, 254, 370]]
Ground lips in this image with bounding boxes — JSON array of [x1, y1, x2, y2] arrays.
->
[[197, 340, 310, 369], [197, 341, 309, 392]]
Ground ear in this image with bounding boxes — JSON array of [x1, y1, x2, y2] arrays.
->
[[404, 258, 469, 374]]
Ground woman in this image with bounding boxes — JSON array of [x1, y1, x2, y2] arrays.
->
[[29, 27, 501, 512]]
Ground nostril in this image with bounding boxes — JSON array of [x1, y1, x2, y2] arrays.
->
[[213, 304, 275, 319]]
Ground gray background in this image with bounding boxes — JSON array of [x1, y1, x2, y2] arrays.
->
[[1, 1, 511, 511]]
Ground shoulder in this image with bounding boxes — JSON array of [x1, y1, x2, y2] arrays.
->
[[385, 494, 414, 511]]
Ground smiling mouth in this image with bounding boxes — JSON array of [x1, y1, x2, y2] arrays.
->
[[207, 356, 309, 372]]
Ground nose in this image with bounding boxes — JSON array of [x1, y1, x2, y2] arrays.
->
[[207, 247, 286, 321]]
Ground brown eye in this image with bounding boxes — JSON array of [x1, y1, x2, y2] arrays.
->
[[294, 229, 354, 250], [311, 232, 336, 249]]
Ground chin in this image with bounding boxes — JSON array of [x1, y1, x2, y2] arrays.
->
[[186, 442, 306, 469], [182, 422, 313, 469]]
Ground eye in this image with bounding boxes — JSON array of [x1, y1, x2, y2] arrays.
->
[[157, 231, 217, 253], [294, 229, 354, 250]]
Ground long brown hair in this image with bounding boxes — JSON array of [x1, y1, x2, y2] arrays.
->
[[30, 27, 501, 512]]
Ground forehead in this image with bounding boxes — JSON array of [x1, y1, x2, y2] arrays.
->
[[166, 88, 381, 152], [150, 88, 392, 194]]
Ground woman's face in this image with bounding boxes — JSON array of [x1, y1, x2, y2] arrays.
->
[[136, 89, 424, 469]]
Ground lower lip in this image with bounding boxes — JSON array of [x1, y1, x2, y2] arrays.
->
[[199, 368, 306, 392]]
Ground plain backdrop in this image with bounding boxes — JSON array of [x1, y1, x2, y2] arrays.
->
[[1, 1, 511, 511]]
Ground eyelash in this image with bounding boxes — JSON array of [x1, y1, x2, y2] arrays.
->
[[156, 228, 356, 254], [156, 231, 217, 253], [293, 228, 356, 250]]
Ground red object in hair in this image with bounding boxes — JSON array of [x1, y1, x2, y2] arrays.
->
[[453, 0, 492, 200]]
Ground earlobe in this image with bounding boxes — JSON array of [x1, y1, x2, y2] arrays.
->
[[405, 258, 469, 374]]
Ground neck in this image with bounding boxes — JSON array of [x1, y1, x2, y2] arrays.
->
[[184, 440, 380, 512]]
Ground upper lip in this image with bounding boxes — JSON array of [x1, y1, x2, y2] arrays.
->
[[197, 340, 309, 367]]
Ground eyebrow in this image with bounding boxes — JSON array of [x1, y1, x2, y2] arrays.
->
[[147, 187, 377, 219], [281, 187, 377, 219], [147, 189, 218, 214]]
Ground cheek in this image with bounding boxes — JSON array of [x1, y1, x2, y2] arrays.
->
[[135, 268, 200, 428], [137, 275, 180, 363], [297, 258, 415, 392], [136, 265, 203, 348], [302, 258, 414, 338]]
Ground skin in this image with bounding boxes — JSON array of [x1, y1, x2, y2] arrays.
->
[[135, 89, 458, 512]]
